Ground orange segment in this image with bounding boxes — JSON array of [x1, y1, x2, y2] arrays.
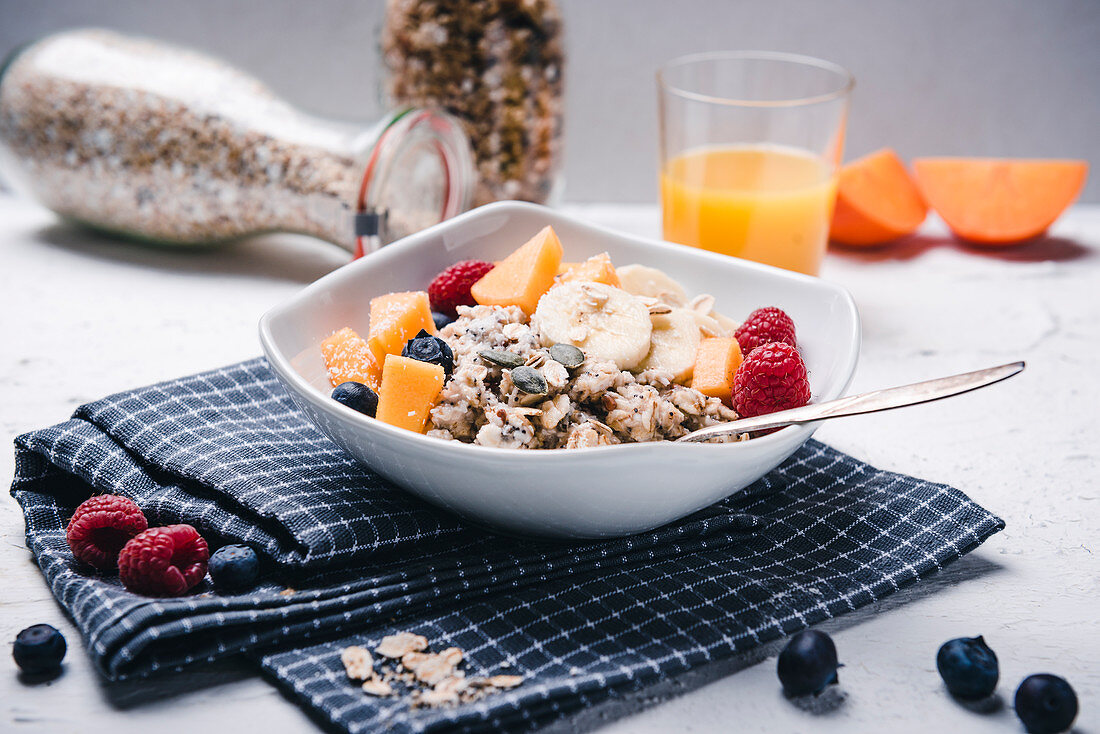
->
[[690, 337, 743, 406], [559, 252, 621, 287], [375, 354, 445, 433], [912, 158, 1088, 244], [321, 327, 380, 390], [470, 225, 563, 313], [367, 291, 435, 366], [830, 148, 928, 246]]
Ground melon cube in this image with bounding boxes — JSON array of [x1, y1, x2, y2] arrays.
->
[[321, 327, 381, 390], [367, 291, 435, 366], [690, 337, 744, 406], [559, 252, 621, 287], [375, 354, 446, 433], [470, 226, 563, 314]]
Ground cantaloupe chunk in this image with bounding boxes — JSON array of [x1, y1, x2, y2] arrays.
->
[[557, 262, 580, 275], [690, 337, 743, 406], [367, 291, 435, 366], [375, 354, 445, 433], [559, 252, 622, 287], [830, 148, 928, 246], [470, 226, 563, 313], [912, 158, 1088, 244], [321, 327, 380, 390]]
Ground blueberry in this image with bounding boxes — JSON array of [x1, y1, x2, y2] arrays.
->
[[208, 544, 261, 591], [777, 629, 839, 696], [1015, 674, 1078, 734], [401, 329, 454, 377], [937, 635, 999, 699], [431, 311, 453, 331], [331, 381, 378, 417], [13, 624, 66, 673]]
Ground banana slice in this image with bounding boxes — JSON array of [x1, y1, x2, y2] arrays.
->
[[639, 307, 701, 383], [533, 281, 653, 370], [616, 264, 688, 307]]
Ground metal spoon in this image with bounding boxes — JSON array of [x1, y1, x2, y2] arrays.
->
[[677, 361, 1025, 443]]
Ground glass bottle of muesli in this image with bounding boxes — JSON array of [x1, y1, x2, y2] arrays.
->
[[0, 29, 475, 255], [382, 0, 564, 207]]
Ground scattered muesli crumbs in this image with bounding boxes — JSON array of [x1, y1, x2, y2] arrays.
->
[[339, 635, 524, 708], [278, 588, 296, 596]]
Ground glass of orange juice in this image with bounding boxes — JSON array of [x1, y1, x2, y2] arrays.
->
[[658, 51, 853, 275]]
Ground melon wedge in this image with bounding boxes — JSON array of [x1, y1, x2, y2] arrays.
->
[[912, 158, 1088, 244], [471, 226, 563, 313], [830, 148, 928, 245], [375, 354, 445, 433], [690, 338, 743, 406], [367, 291, 435, 366], [321, 327, 381, 390]]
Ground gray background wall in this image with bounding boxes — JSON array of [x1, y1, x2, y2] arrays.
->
[[2, 0, 1097, 202]]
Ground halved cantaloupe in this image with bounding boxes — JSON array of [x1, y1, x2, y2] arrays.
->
[[690, 337, 743, 406], [321, 327, 381, 390], [559, 252, 622, 287], [470, 226, 563, 313], [830, 148, 928, 246], [375, 354, 445, 433], [912, 158, 1088, 245], [367, 291, 435, 366]]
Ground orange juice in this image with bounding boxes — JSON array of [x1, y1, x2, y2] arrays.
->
[[661, 145, 838, 275]]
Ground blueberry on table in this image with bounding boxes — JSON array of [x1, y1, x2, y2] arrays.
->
[[776, 629, 839, 696], [209, 544, 261, 591], [431, 311, 454, 331], [331, 381, 378, 417], [1015, 674, 1078, 734], [401, 329, 454, 377], [13, 624, 66, 673], [936, 635, 999, 699]]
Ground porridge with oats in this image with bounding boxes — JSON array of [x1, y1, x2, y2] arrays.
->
[[320, 225, 811, 447]]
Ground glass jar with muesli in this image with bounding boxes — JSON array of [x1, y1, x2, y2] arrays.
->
[[0, 29, 475, 255], [382, 0, 564, 207]]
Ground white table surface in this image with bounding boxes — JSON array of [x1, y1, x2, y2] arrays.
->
[[1, 194, 1097, 733]]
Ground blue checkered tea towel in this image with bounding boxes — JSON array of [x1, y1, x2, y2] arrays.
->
[[11, 358, 1004, 733]]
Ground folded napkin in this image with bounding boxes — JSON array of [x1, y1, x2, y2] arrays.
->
[[11, 358, 1004, 733]]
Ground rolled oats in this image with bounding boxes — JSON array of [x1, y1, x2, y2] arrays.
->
[[429, 304, 741, 449], [361, 678, 394, 696], [375, 632, 429, 658], [341, 646, 374, 680]]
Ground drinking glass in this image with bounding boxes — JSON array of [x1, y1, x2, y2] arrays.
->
[[658, 51, 853, 275]]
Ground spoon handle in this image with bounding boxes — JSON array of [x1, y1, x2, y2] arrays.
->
[[677, 361, 1026, 443]]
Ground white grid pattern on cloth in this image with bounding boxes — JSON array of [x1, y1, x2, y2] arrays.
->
[[10, 358, 1004, 731]]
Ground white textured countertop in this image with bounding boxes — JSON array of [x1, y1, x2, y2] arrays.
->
[[1, 194, 1097, 733]]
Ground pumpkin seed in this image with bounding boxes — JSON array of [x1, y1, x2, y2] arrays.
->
[[511, 366, 548, 395], [479, 349, 524, 369], [548, 343, 585, 369]]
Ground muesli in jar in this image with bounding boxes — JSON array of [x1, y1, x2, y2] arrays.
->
[[382, 0, 565, 206]]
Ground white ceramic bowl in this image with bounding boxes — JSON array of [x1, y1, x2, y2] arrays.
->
[[259, 202, 860, 539]]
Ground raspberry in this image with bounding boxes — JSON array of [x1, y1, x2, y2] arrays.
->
[[118, 525, 209, 597], [65, 495, 148, 570], [428, 260, 495, 317], [733, 342, 811, 418], [734, 307, 797, 355]]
